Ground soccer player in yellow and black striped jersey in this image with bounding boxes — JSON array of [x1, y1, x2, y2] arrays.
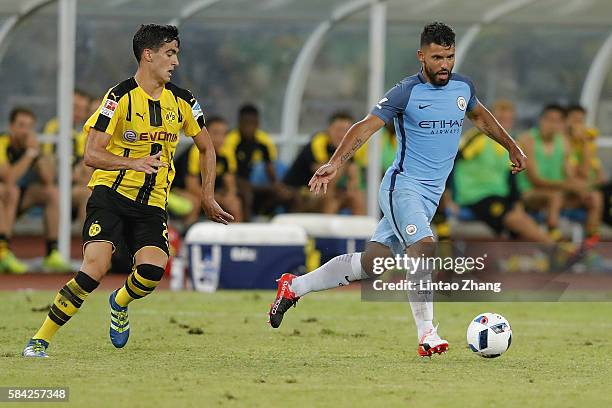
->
[[23, 24, 233, 358]]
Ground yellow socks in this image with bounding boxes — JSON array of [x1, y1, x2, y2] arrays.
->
[[115, 264, 165, 307], [33, 271, 99, 343]]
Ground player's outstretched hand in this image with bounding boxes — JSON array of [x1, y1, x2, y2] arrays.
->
[[509, 145, 527, 174], [308, 162, 339, 195], [202, 197, 234, 225], [131, 151, 168, 174]]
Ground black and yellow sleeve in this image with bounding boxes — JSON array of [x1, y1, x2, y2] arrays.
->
[[310, 132, 330, 164], [255, 130, 277, 161], [166, 83, 205, 137], [187, 144, 200, 176], [458, 128, 486, 160], [0, 135, 9, 165], [83, 78, 137, 136]]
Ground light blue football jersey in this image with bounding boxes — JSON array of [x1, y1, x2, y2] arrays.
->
[[371, 71, 477, 206]]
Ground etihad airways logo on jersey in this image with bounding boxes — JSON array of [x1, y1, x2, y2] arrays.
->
[[418, 119, 464, 134], [123, 130, 178, 143]]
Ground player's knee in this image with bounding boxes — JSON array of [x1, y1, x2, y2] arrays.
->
[[45, 185, 59, 202], [407, 236, 435, 258], [503, 207, 523, 226], [586, 191, 603, 210], [548, 191, 563, 206], [362, 243, 393, 277], [9, 185, 20, 203], [82, 251, 112, 278], [360, 252, 375, 276], [135, 264, 165, 282]]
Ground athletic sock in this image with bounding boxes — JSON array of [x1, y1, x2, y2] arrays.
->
[[32, 271, 99, 343], [0, 234, 8, 259], [46, 240, 58, 256], [547, 226, 562, 242], [289, 253, 368, 297], [407, 267, 434, 339], [114, 264, 165, 307]]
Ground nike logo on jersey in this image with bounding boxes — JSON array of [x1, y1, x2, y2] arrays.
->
[[135, 112, 145, 120], [419, 104, 432, 109], [376, 97, 388, 109]]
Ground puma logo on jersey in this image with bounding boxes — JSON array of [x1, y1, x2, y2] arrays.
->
[[135, 112, 145, 120]]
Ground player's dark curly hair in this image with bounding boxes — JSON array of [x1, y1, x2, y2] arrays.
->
[[238, 104, 259, 118], [206, 115, 227, 127], [420, 22, 455, 47], [566, 104, 586, 115], [9, 106, 36, 123], [133, 24, 180, 63]]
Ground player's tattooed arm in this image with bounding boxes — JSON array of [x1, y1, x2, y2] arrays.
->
[[329, 114, 384, 168], [309, 114, 384, 194], [467, 101, 527, 174], [340, 137, 365, 164], [84, 128, 167, 174]]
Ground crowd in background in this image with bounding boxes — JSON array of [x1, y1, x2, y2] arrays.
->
[[436, 100, 608, 246], [0, 90, 609, 273]]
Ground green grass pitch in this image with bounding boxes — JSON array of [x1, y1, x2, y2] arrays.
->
[[1, 290, 611, 407]]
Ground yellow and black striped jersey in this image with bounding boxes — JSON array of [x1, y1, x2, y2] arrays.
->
[[223, 129, 276, 179], [187, 143, 237, 190], [83, 77, 205, 209], [0, 133, 24, 165], [42, 118, 87, 164]]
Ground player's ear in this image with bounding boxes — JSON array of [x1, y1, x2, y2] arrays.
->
[[417, 49, 424, 63], [143, 48, 153, 63]]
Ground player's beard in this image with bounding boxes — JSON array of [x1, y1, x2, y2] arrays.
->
[[424, 64, 451, 86]]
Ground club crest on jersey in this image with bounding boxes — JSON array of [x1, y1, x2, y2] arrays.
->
[[457, 96, 467, 111], [165, 111, 177, 123], [406, 224, 417, 235], [123, 130, 137, 143], [100, 99, 118, 118]]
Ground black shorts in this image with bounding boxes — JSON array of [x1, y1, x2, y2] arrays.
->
[[467, 195, 513, 234], [83, 186, 169, 256]]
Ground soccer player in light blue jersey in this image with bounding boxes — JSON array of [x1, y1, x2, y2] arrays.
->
[[268, 22, 526, 357]]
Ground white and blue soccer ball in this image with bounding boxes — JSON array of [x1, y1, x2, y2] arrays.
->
[[467, 313, 512, 358]]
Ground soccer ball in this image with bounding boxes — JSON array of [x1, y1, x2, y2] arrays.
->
[[466, 313, 512, 358]]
